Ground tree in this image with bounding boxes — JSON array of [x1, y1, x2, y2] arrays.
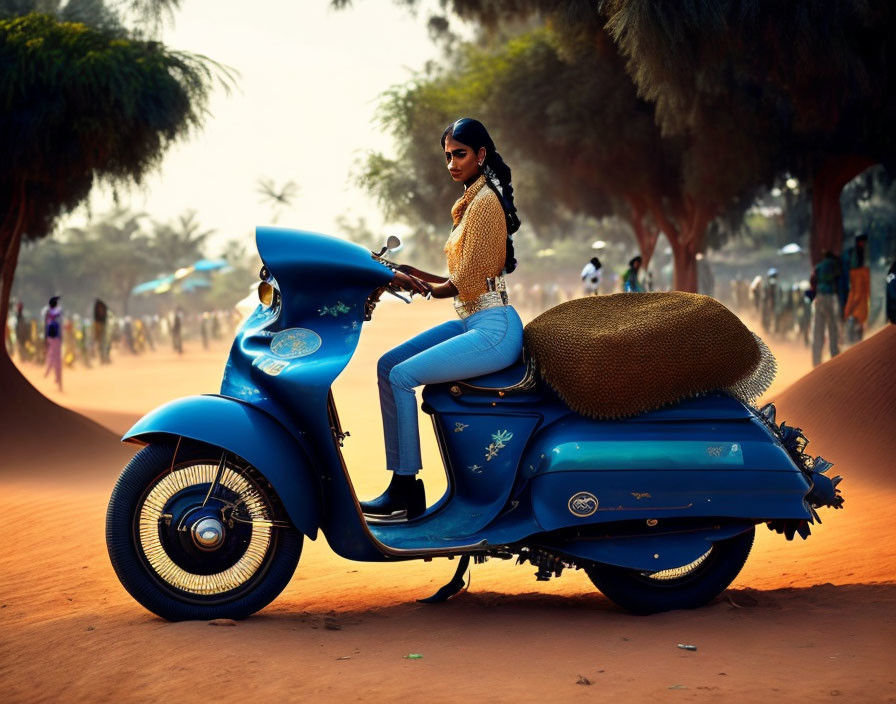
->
[[473, 19, 769, 291], [256, 178, 299, 225], [602, 0, 896, 263], [353, 71, 476, 269], [343, 3, 769, 290], [0, 12, 220, 332], [149, 210, 213, 272], [82, 209, 156, 314]]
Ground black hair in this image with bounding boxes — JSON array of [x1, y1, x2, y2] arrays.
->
[[49, 296, 60, 307], [590, 257, 602, 269], [441, 118, 520, 274], [629, 256, 643, 267]]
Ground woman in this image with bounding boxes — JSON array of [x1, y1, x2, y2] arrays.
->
[[361, 118, 523, 519], [43, 295, 63, 391]]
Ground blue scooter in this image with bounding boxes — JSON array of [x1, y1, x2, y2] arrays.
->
[[105, 228, 843, 620]]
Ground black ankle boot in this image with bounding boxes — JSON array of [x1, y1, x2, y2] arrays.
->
[[360, 473, 426, 519]]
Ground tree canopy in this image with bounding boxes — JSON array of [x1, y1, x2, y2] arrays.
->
[[345, 0, 894, 287], [0, 10, 219, 326], [13, 207, 256, 316], [603, 0, 896, 263], [354, 19, 762, 290]]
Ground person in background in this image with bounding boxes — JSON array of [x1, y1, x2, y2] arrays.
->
[[886, 259, 896, 325], [200, 311, 210, 350], [62, 316, 77, 368], [142, 315, 156, 351], [43, 295, 63, 391], [171, 307, 184, 354], [14, 301, 30, 362], [123, 316, 135, 354], [581, 256, 602, 296], [794, 282, 812, 347], [843, 233, 870, 342], [5, 306, 14, 358], [761, 268, 779, 334], [93, 298, 109, 364], [749, 274, 763, 313], [811, 251, 842, 366], [622, 255, 644, 293], [72, 314, 90, 368]]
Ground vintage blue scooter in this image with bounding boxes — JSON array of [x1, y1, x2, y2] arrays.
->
[[105, 228, 843, 621]]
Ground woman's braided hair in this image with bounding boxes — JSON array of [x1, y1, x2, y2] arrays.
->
[[441, 118, 520, 274]]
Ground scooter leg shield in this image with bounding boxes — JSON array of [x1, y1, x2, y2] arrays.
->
[[122, 394, 321, 538]]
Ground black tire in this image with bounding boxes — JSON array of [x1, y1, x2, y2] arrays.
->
[[585, 527, 755, 615], [106, 442, 303, 621]]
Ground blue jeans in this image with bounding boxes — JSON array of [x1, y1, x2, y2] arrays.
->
[[378, 305, 523, 475]]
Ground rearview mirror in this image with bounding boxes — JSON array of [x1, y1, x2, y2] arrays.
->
[[376, 235, 403, 257]]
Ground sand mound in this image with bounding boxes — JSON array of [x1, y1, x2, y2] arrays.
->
[[0, 353, 133, 485], [770, 325, 896, 489]]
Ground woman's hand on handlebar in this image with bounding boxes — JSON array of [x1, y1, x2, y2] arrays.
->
[[397, 264, 449, 284], [392, 271, 433, 297]]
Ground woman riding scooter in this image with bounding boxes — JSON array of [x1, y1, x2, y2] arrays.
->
[[360, 118, 523, 519]]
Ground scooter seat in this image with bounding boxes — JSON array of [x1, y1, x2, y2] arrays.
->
[[450, 354, 537, 396]]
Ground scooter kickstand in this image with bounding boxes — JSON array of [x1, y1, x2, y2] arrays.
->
[[417, 555, 471, 604]]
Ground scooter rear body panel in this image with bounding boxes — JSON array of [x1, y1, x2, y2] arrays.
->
[[410, 386, 812, 549]]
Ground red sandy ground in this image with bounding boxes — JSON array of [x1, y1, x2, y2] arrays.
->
[[1, 302, 894, 703]]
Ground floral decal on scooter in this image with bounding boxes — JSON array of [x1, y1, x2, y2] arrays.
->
[[318, 301, 351, 317], [485, 429, 514, 461]]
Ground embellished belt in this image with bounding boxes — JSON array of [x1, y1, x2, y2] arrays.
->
[[454, 276, 509, 319]]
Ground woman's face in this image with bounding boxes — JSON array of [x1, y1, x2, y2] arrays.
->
[[444, 134, 485, 184]]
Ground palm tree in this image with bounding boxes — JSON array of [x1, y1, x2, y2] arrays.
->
[[150, 210, 214, 272], [256, 178, 299, 224]]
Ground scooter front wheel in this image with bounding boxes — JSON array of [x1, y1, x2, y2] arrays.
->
[[106, 442, 302, 621], [585, 527, 755, 615]]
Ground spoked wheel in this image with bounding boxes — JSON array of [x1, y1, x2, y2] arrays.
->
[[585, 528, 755, 615], [106, 442, 302, 621]]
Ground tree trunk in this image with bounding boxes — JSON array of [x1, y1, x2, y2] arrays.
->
[[809, 155, 876, 265], [670, 238, 698, 292], [645, 196, 704, 293], [0, 182, 27, 343]]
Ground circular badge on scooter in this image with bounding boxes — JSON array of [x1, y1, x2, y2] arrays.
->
[[568, 492, 599, 517], [270, 328, 322, 359]]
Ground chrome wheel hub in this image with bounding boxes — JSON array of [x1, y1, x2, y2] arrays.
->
[[138, 461, 273, 595], [192, 517, 225, 550]]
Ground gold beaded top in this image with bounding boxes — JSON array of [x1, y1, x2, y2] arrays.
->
[[444, 175, 508, 302]]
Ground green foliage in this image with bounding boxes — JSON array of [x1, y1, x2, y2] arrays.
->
[[603, 0, 896, 174], [353, 67, 474, 268], [0, 12, 215, 243], [12, 209, 256, 315], [149, 210, 214, 272]]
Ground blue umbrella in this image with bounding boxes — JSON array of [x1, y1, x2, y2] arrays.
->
[[132, 275, 174, 295], [180, 277, 212, 292], [192, 258, 229, 272]]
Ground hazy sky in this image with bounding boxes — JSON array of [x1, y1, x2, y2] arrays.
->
[[81, 0, 445, 255]]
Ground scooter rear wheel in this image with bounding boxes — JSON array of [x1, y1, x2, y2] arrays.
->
[[106, 442, 302, 621], [585, 527, 755, 615]]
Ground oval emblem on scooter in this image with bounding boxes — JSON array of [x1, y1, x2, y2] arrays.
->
[[568, 492, 599, 517], [270, 328, 322, 359]]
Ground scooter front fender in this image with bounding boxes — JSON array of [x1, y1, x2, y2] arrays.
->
[[123, 394, 321, 539]]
